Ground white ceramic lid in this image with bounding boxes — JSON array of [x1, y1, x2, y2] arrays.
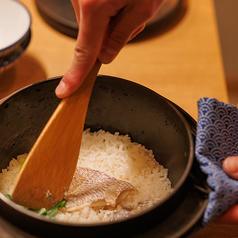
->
[[0, 0, 31, 51]]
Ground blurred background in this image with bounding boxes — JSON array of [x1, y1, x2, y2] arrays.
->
[[214, 0, 238, 105], [32, 0, 238, 106]]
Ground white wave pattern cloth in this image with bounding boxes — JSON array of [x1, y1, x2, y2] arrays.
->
[[195, 97, 238, 226]]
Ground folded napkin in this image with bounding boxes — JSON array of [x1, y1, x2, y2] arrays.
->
[[195, 98, 238, 226]]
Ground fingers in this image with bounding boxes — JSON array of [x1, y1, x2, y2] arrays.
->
[[71, 0, 80, 22], [129, 24, 146, 41], [216, 204, 238, 223], [99, 0, 164, 64], [56, 0, 110, 98], [223, 156, 238, 180], [215, 157, 238, 223], [56, 0, 164, 98], [98, 23, 146, 64]]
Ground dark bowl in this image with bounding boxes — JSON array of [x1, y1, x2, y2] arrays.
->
[[0, 75, 207, 237], [0, 1, 31, 70]]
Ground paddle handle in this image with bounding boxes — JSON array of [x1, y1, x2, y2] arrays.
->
[[11, 60, 101, 209], [64, 60, 102, 105], [59, 60, 101, 127]]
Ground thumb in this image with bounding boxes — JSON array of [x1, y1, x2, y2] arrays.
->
[[55, 0, 109, 98], [55, 50, 97, 98], [223, 156, 238, 180], [216, 204, 238, 223]]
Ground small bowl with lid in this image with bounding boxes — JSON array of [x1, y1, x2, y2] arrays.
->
[[0, 0, 31, 70]]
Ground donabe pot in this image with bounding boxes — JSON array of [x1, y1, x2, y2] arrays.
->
[[0, 76, 208, 238]]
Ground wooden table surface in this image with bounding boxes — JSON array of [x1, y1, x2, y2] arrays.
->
[[0, 0, 237, 237]]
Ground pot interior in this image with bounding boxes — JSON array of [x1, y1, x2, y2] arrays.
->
[[0, 75, 194, 236], [0, 75, 193, 186]]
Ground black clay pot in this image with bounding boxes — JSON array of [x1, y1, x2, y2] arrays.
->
[[0, 75, 208, 238]]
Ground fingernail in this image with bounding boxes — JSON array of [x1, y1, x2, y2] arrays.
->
[[55, 81, 66, 97], [223, 157, 238, 173]]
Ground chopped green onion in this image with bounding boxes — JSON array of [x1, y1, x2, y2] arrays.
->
[[5, 194, 12, 200], [35, 208, 48, 215], [5, 194, 66, 218], [43, 199, 67, 218], [19, 158, 26, 171]]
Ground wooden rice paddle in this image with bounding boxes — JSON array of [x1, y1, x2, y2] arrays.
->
[[11, 60, 101, 210]]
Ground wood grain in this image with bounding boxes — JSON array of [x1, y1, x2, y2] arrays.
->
[[11, 61, 101, 209]]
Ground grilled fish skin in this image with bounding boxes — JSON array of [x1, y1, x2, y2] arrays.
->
[[64, 166, 138, 212]]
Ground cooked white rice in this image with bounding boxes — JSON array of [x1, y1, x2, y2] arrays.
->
[[0, 129, 172, 223], [0, 153, 27, 195]]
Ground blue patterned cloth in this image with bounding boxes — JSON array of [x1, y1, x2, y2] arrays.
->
[[195, 98, 238, 226]]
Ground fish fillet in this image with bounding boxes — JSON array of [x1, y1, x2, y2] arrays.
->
[[102, 199, 160, 222], [64, 166, 137, 212]]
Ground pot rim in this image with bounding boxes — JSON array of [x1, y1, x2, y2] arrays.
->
[[0, 75, 194, 227]]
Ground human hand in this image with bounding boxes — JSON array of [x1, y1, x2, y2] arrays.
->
[[216, 156, 238, 223], [55, 0, 164, 98]]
